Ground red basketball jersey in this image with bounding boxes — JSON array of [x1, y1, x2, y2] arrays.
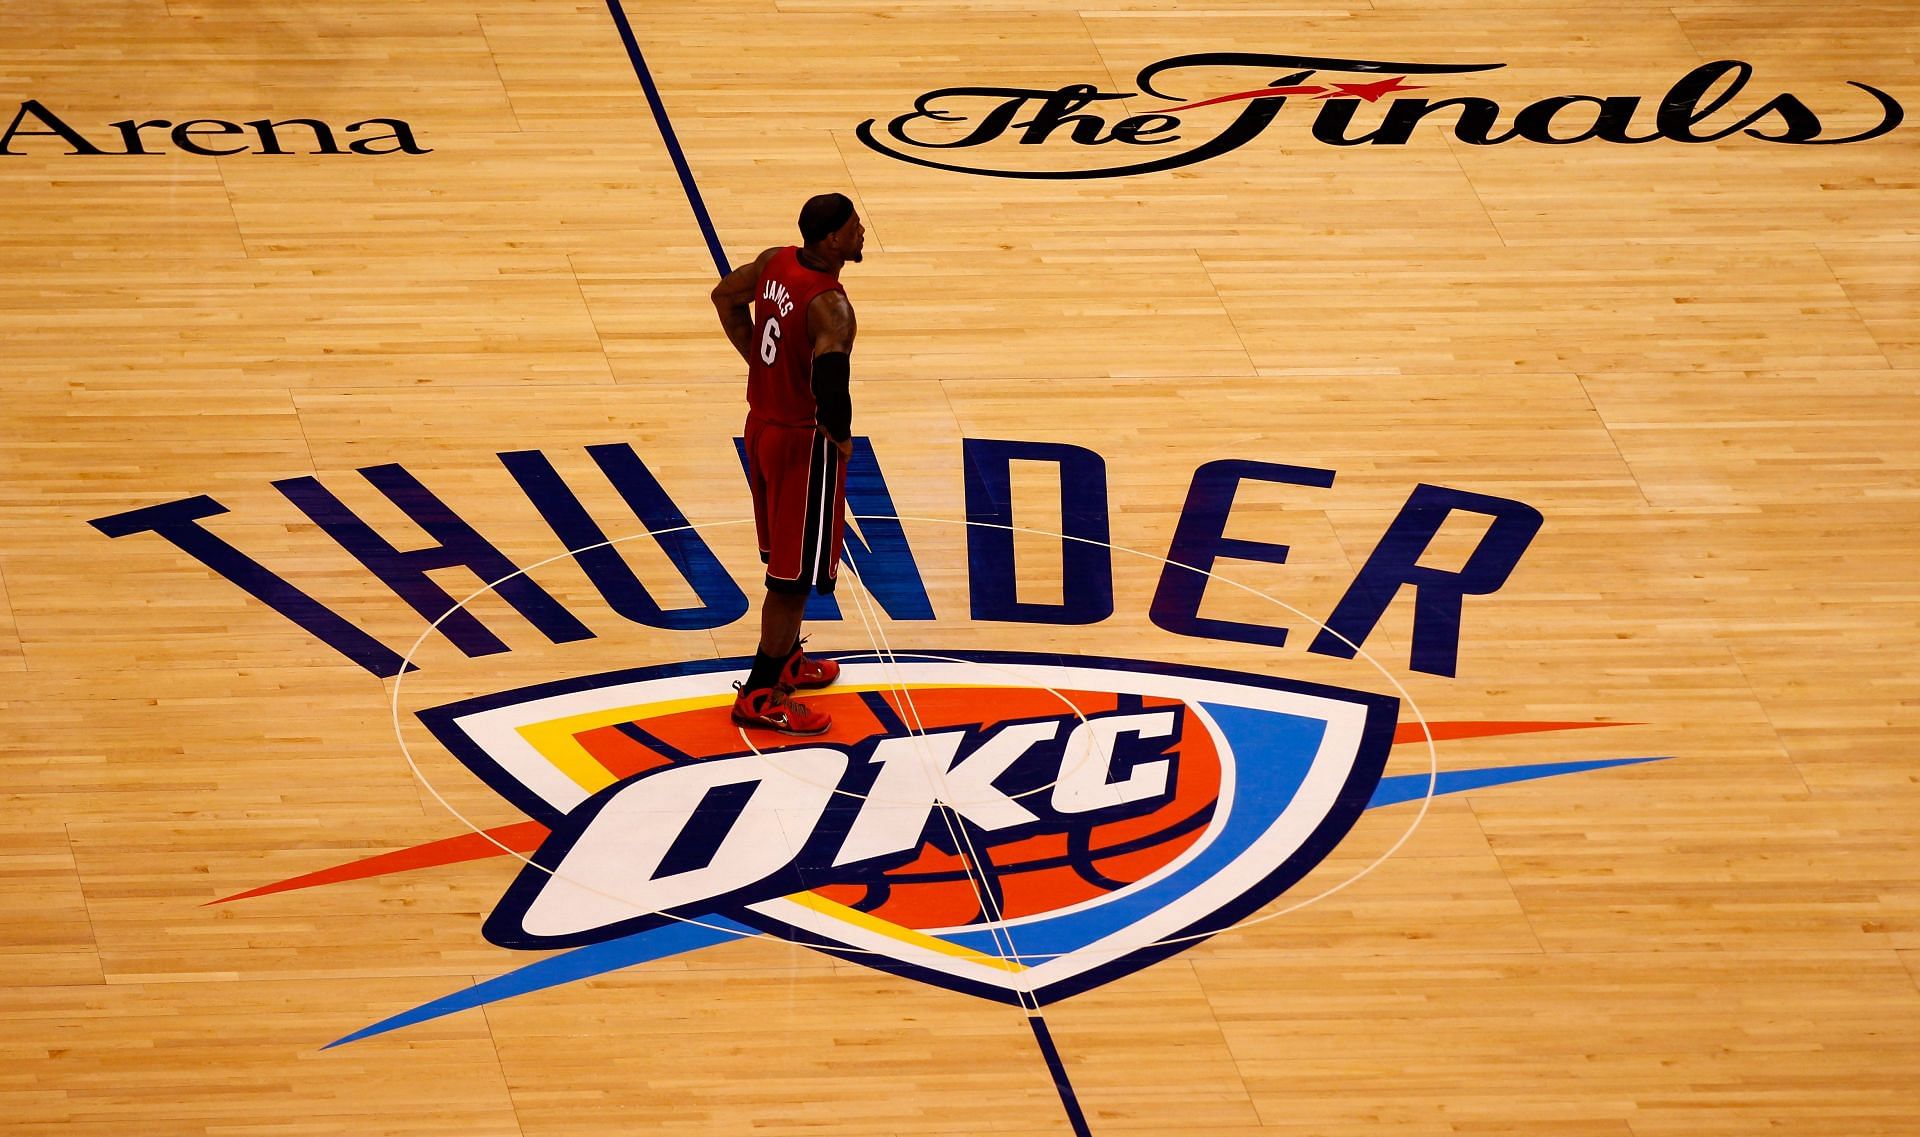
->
[[745, 247, 847, 428]]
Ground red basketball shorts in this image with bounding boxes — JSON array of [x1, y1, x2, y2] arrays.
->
[[745, 417, 847, 595]]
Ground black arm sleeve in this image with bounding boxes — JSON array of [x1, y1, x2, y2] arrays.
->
[[811, 351, 852, 442]]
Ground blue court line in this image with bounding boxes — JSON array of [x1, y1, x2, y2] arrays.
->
[[438, 1, 1092, 1093], [604, 0, 732, 277], [328, 755, 1668, 1048], [1028, 1016, 1095, 1137]]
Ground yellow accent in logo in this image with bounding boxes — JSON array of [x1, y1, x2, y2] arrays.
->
[[515, 693, 736, 793], [785, 891, 1028, 973]]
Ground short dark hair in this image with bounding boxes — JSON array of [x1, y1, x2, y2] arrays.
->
[[798, 193, 855, 245]]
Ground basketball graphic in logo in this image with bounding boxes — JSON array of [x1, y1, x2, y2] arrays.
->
[[798, 689, 1223, 932]]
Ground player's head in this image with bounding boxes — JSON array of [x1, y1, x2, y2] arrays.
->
[[799, 192, 864, 264]]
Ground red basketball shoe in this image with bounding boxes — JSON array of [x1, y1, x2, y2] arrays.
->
[[731, 682, 831, 736], [779, 638, 840, 690]]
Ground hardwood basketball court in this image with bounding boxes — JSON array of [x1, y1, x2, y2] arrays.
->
[[3, 2, 1916, 1134]]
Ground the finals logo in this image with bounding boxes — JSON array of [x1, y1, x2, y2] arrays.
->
[[857, 51, 1904, 178]]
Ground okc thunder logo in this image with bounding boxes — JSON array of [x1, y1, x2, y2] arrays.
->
[[432, 651, 1396, 1004], [215, 650, 1656, 1047]]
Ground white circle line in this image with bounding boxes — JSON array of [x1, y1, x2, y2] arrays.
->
[[383, 513, 1438, 963]]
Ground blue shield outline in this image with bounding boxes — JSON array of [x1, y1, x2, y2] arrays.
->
[[419, 651, 1399, 1005]]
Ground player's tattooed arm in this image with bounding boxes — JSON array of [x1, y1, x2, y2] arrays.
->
[[710, 247, 782, 363], [809, 291, 857, 456], [810, 290, 857, 357]]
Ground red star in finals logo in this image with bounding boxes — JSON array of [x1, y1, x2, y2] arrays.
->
[[1317, 76, 1425, 102]]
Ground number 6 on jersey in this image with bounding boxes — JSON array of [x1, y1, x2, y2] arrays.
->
[[758, 316, 781, 365]]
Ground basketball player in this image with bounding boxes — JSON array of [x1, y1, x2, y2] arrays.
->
[[710, 193, 866, 734]]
